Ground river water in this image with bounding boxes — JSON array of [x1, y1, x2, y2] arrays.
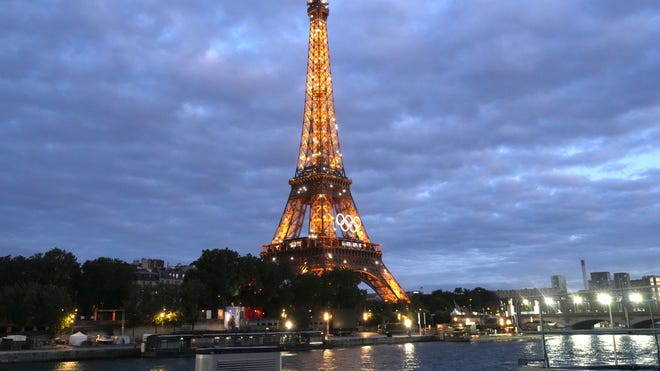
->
[[5, 334, 660, 370]]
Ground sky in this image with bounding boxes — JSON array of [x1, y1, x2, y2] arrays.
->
[[2, 0, 660, 293]]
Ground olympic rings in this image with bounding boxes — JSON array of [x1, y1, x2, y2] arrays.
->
[[335, 213, 361, 233]]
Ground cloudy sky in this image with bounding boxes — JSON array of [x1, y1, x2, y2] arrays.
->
[[2, 0, 659, 292]]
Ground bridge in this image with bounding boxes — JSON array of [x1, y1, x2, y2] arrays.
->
[[518, 310, 658, 330]]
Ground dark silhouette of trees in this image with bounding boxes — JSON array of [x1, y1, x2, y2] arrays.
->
[[0, 249, 76, 334], [186, 248, 242, 308], [1, 246, 502, 336], [77, 257, 136, 316]]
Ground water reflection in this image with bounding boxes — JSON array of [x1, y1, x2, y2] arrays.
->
[[320, 348, 336, 370], [544, 334, 659, 368], [402, 342, 419, 369], [360, 345, 374, 371], [54, 361, 80, 371]]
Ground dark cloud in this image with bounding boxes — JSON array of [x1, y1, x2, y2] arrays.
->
[[2, 0, 659, 292]]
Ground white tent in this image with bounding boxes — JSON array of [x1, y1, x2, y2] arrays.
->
[[68, 331, 87, 346]]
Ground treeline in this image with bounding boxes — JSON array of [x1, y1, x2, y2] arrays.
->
[[0, 248, 502, 335], [0, 248, 367, 334]]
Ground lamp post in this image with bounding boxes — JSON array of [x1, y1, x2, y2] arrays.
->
[[539, 299, 548, 368], [597, 293, 617, 366], [629, 293, 660, 367], [404, 318, 412, 336], [323, 312, 330, 340]]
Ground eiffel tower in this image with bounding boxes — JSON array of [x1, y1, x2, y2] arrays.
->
[[261, 0, 409, 303]]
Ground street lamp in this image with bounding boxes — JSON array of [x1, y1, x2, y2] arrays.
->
[[597, 293, 617, 365], [285, 320, 293, 331], [323, 312, 331, 339], [404, 318, 412, 336]]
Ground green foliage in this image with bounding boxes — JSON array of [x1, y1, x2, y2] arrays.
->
[[123, 282, 185, 328], [2, 246, 503, 335], [0, 248, 77, 334], [285, 269, 366, 329], [187, 248, 242, 307], [0, 282, 72, 335], [180, 278, 206, 330], [186, 249, 296, 318], [78, 257, 136, 314]]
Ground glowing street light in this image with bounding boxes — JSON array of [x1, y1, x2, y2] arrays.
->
[[573, 296, 583, 313], [597, 293, 615, 326], [285, 320, 293, 331], [323, 312, 331, 339], [404, 318, 412, 336], [629, 292, 643, 304]]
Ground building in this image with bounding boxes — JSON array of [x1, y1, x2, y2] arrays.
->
[[551, 275, 567, 293], [137, 258, 164, 271], [160, 264, 192, 285], [613, 272, 631, 290], [133, 258, 191, 286], [589, 272, 611, 290]]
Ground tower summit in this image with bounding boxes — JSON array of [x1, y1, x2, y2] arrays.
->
[[261, 0, 409, 303]]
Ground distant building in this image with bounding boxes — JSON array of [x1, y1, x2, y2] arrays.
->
[[589, 272, 611, 290], [495, 287, 558, 301], [135, 258, 164, 271], [613, 272, 631, 290], [160, 264, 193, 285], [133, 258, 191, 286], [551, 275, 567, 293], [642, 275, 660, 300], [650, 276, 660, 300]]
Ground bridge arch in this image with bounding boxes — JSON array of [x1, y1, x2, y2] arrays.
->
[[571, 319, 606, 330], [630, 319, 655, 328]]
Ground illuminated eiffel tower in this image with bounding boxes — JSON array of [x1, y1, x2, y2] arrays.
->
[[261, 0, 409, 303]]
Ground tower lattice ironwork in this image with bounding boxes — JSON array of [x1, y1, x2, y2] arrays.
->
[[261, 0, 409, 303]]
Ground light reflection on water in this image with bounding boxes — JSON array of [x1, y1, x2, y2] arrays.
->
[[53, 361, 80, 371], [360, 345, 374, 371], [544, 334, 658, 368], [402, 342, 419, 369]]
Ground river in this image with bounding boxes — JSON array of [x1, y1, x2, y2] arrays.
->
[[4, 334, 659, 370]]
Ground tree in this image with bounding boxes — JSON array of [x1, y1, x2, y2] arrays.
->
[[187, 248, 242, 308], [235, 255, 293, 317], [287, 273, 324, 329], [322, 269, 366, 309], [283, 269, 366, 329], [29, 248, 81, 293], [0, 283, 72, 335], [78, 257, 135, 316], [180, 278, 206, 331]]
